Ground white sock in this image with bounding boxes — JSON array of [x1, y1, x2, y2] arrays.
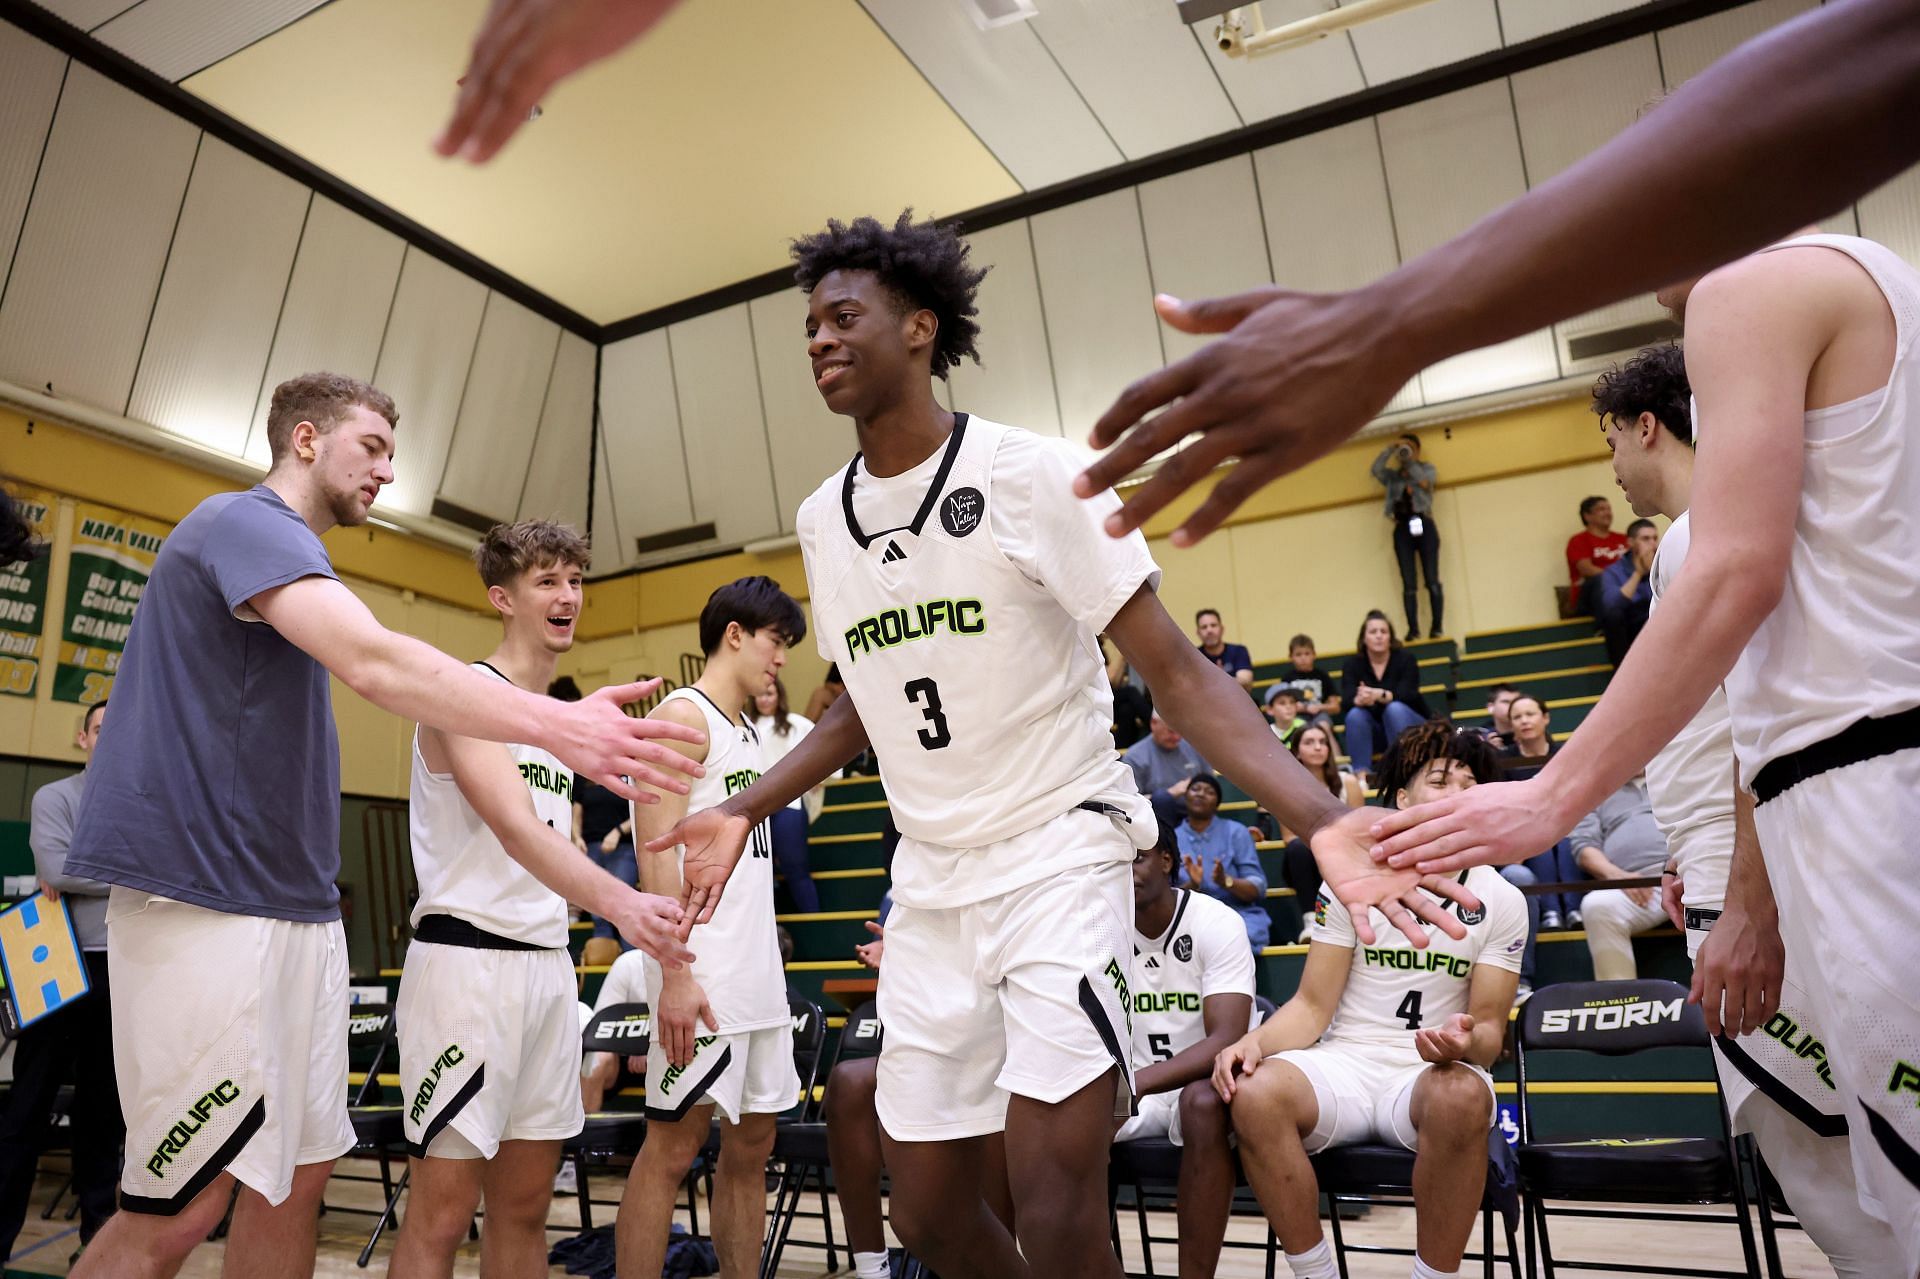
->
[[854, 1249, 890, 1279], [1286, 1238, 1339, 1279], [1412, 1255, 1461, 1279]]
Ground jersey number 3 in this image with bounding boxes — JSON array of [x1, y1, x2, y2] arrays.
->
[[904, 678, 951, 750]]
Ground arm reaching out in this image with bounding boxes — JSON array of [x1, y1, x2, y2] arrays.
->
[[251, 575, 703, 801], [1212, 942, 1350, 1101], [1075, 0, 1920, 544], [646, 691, 870, 932]]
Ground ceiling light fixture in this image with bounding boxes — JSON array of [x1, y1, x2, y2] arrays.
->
[[1198, 0, 1446, 59], [962, 0, 1040, 31]]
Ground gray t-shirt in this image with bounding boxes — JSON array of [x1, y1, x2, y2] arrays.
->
[[29, 771, 110, 950], [66, 486, 342, 922], [1122, 736, 1211, 797], [1569, 777, 1669, 877]]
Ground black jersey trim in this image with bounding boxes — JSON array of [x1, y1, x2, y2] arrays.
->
[[1713, 1034, 1847, 1139], [409, 1066, 487, 1157], [1162, 891, 1191, 953], [473, 660, 515, 687], [683, 686, 755, 739], [120, 1098, 266, 1216], [839, 414, 969, 549], [644, 1044, 735, 1122], [1862, 1101, 1920, 1190]]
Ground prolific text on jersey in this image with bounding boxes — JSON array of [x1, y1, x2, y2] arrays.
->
[[842, 598, 985, 664]]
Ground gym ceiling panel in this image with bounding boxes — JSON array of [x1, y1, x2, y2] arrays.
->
[[369, 249, 491, 518], [515, 330, 596, 531], [943, 221, 1064, 441], [0, 23, 66, 298], [0, 63, 198, 416], [435, 293, 564, 525], [748, 288, 861, 532]]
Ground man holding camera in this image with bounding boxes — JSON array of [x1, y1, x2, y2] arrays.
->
[[1371, 434, 1443, 639]]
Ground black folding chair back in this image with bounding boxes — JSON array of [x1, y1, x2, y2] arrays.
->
[[582, 1001, 652, 1056], [1514, 980, 1760, 1279]]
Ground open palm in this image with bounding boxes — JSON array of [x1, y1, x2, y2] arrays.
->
[[645, 806, 752, 937], [1309, 806, 1477, 947]]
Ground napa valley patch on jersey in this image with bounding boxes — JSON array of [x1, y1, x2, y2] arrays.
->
[[1129, 890, 1256, 1069]]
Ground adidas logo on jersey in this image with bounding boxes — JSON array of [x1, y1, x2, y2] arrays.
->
[[882, 540, 908, 563], [1142, 955, 1160, 970]]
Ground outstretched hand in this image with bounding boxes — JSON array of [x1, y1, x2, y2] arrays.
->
[[1074, 287, 1420, 546], [1414, 1013, 1475, 1064], [855, 920, 885, 970], [644, 806, 753, 938], [1310, 806, 1479, 947], [612, 890, 694, 970], [547, 679, 706, 803], [437, 0, 686, 162], [1368, 777, 1568, 875]]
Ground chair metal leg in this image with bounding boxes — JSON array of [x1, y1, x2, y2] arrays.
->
[[574, 1152, 594, 1232], [357, 1165, 409, 1269], [1503, 1209, 1522, 1279], [1535, 1198, 1557, 1279], [1133, 1178, 1156, 1278], [1482, 1205, 1495, 1279], [817, 1166, 839, 1273], [760, 1163, 797, 1279], [684, 1163, 702, 1237], [1265, 1225, 1278, 1279], [1326, 1196, 1351, 1279], [1728, 1143, 1764, 1279]]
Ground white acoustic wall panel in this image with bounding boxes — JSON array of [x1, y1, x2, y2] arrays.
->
[[1203, 0, 1366, 125], [1029, 0, 1241, 159], [436, 294, 562, 521], [243, 197, 406, 466], [0, 26, 66, 301], [1030, 190, 1165, 438], [856, 0, 1121, 190], [667, 304, 780, 547], [748, 289, 856, 530], [517, 331, 595, 531], [1498, 0, 1649, 46], [0, 64, 198, 415], [1254, 120, 1419, 413], [1139, 156, 1269, 364], [1656, 0, 1814, 87], [590, 415, 625, 571], [946, 220, 1062, 438], [1511, 39, 1669, 353], [128, 137, 309, 456], [598, 329, 693, 552], [1346, 0, 1501, 85], [1858, 167, 1920, 268], [94, 0, 332, 82], [1379, 81, 1559, 403], [28, 0, 134, 30], [370, 250, 489, 517]]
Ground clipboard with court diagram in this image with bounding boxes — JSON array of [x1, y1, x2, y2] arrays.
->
[[0, 893, 90, 1038]]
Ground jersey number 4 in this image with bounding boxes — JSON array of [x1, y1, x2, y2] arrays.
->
[[904, 678, 951, 750], [1396, 990, 1424, 1030]]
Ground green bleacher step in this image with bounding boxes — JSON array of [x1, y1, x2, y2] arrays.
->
[[1453, 666, 1611, 703], [1455, 637, 1608, 682], [1463, 618, 1599, 654]]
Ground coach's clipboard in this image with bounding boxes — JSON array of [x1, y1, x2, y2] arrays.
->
[[0, 893, 90, 1039]]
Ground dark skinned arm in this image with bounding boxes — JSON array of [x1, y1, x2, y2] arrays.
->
[[1135, 991, 1253, 1097]]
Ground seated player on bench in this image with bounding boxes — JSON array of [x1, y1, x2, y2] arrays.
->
[[1114, 818, 1255, 1279], [1213, 723, 1526, 1279]]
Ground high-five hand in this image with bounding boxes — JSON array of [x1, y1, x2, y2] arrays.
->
[[644, 805, 753, 937], [1369, 776, 1567, 875], [545, 678, 706, 803], [1310, 806, 1479, 947]]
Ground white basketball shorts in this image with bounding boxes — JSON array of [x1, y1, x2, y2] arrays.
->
[[1273, 1040, 1493, 1153]]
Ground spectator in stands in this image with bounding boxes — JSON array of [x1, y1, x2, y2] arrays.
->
[[804, 662, 846, 721], [1126, 710, 1212, 827], [1195, 608, 1254, 689], [1265, 686, 1308, 751], [1275, 725, 1367, 941], [1267, 634, 1340, 730], [1482, 683, 1520, 749], [1565, 496, 1629, 616], [753, 678, 823, 914], [1596, 518, 1659, 666], [1104, 636, 1153, 749], [1497, 693, 1557, 780], [572, 763, 639, 948], [0, 700, 122, 1257], [1571, 776, 1671, 980], [1339, 610, 1429, 783], [1496, 694, 1584, 930], [1371, 433, 1444, 638], [1176, 774, 1269, 951]]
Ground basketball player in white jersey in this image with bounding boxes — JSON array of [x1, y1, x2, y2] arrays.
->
[[1118, 818, 1255, 1279], [1224, 723, 1526, 1279], [1375, 232, 1920, 1267], [646, 212, 1474, 1279], [618, 577, 805, 1279], [1596, 344, 1899, 1274], [389, 521, 690, 1279]]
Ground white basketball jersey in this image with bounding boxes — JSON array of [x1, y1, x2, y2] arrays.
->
[[407, 662, 571, 948], [796, 416, 1161, 909], [640, 687, 787, 1034], [1645, 512, 1735, 908], [1310, 865, 1525, 1050], [1129, 889, 1256, 1070], [1706, 235, 1920, 774]]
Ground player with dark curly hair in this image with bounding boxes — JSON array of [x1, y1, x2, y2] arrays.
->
[[0, 486, 44, 567], [650, 211, 1476, 1279], [1591, 343, 1692, 446]]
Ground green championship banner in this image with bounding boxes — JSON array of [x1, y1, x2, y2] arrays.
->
[[53, 501, 170, 705], [0, 487, 55, 699]]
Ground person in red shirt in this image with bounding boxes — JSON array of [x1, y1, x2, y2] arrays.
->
[[1564, 497, 1629, 615]]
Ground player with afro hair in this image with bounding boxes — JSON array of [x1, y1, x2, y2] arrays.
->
[[790, 210, 986, 380], [1373, 720, 1504, 808]]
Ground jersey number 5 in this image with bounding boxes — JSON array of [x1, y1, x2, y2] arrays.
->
[[904, 678, 951, 750]]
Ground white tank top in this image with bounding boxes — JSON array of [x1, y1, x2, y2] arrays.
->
[[796, 415, 1159, 909], [407, 663, 571, 947], [1644, 512, 1733, 908], [1711, 234, 1920, 775], [640, 686, 787, 1034]]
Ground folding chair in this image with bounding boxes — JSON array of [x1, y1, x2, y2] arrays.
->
[[1514, 980, 1761, 1278], [562, 1001, 663, 1232], [318, 1003, 410, 1267], [1316, 1132, 1522, 1279], [756, 992, 833, 1279]]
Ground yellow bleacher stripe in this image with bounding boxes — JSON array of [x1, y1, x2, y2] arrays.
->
[[347, 1072, 401, 1088], [787, 959, 865, 971], [824, 775, 877, 789], [820, 799, 891, 814], [1453, 694, 1602, 723], [1459, 618, 1599, 642], [775, 909, 879, 923], [1502, 1081, 1718, 1096], [1454, 664, 1612, 692], [1259, 943, 1310, 957], [810, 832, 880, 845], [811, 867, 887, 880], [1264, 887, 1298, 898], [570, 921, 592, 932], [1460, 637, 1605, 662]]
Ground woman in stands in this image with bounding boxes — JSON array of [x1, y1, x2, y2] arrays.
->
[[1274, 724, 1367, 938], [1495, 695, 1581, 930], [1497, 693, 1558, 780], [1339, 610, 1430, 783]]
